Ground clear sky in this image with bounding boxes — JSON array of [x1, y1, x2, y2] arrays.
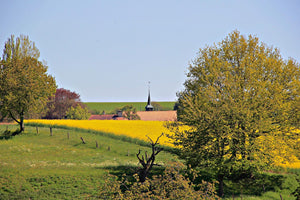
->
[[1, 0, 299, 102]]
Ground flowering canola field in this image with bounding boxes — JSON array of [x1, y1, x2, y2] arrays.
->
[[25, 120, 300, 168], [25, 120, 174, 146]]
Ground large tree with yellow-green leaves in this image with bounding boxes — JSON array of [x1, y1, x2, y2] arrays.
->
[[0, 35, 56, 133], [169, 31, 300, 196]]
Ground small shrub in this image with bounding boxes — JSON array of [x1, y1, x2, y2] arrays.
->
[[66, 105, 91, 120], [98, 163, 219, 200]]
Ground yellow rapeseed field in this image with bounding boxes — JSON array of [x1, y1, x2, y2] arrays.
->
[[25, 120, 174, 146], [25, 119, 300, 168]]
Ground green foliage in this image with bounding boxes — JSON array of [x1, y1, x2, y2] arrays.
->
[[151, 102, 171, 111], [65, 105, 91, 120], [292, 173, 300, 200], [0, 35, 56, 132], [170, 30, 300, 196], [115, 104, 141, 120], [44, 88, 84, 119], [98, 163, 220, 200]]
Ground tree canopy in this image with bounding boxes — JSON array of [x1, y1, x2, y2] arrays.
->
[[44, 88, 85, 119], [169, 31, 300, 196], [66, 105, 91, 120], [114, 105, 140, 120], [0, 35, 56, 133]]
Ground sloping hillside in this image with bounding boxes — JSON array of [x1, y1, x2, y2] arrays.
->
[[0, 125, 178, 199]]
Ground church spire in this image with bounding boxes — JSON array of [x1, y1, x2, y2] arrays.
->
[[145, 81, 154, 111]]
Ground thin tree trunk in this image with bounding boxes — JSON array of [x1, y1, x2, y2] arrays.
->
[[9, 111, 23, 135], [20, 111, 24, 132], [218, 174, 224, 197]]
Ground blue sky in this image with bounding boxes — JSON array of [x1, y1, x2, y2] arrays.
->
[[1, 0, 299, 102]]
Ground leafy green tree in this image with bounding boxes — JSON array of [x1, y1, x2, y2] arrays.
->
[[44, 88, 84, 119], [168, 31, 300, 196], [0, 35, 56, 133], [115, 105, 140, 120], [65, 105, 91, 120], [152, 102, 163, 111]]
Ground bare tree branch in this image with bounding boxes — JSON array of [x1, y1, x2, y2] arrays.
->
[[136, 134, 164, 182]]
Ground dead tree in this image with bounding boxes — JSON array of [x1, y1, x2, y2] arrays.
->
[[136, 133, 164, 182]]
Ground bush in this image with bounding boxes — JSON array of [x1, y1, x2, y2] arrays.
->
[[65, 105, 91, 120], [98, 163, 219, 200]]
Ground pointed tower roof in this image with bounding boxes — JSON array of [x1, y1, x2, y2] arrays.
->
[[145, 82, 154, 111]]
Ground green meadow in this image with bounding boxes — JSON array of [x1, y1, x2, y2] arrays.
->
[[1, 124, 299, 199], [0, 124, 179, 199], [84, 101, 175, 114]]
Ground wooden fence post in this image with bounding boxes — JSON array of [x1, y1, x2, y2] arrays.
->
[[80, 137, 86, 144], [36, 127, 39, 134], [67, 132, 70, 139], [96, 141, 99, 148], [50, 127, 53, 136], [108, 146, 110, 151]]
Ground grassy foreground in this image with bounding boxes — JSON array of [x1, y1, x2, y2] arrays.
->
[[1, 124, 299, 199], [0, 124, 179, 199]]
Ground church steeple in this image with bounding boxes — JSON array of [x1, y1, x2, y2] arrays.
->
[[145, 81, 154, 111]]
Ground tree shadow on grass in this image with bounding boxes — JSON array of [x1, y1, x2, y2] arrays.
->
[[223, 172, 285, 197], [0, 129, 21, 140], [96, 165, 165, 180], [177, 167, 286, 198]]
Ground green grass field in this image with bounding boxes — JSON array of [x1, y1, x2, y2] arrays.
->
[[0, 124, 179, 199], [0, 124, 299, 199], [84, 101, 175, 114]]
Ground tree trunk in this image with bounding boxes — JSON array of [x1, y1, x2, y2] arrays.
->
[[218, 174, 224, 197], [138, 169, 148, 182], [9, 111, 24, 135], [136, 134, 163, 183], [20, 112, 25, 132]]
